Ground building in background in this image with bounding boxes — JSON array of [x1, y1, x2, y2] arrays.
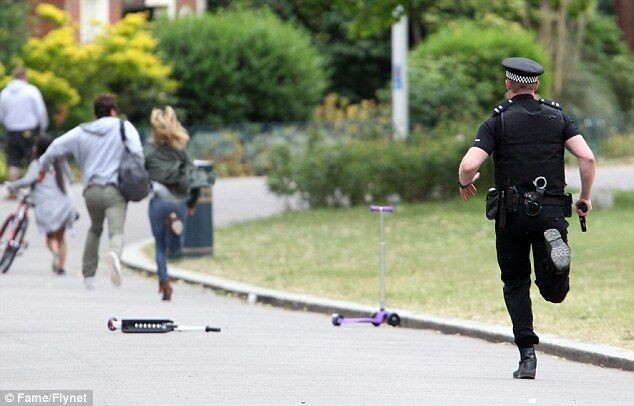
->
[[28, 0, 206, 42], [124, 0, 206, 20]]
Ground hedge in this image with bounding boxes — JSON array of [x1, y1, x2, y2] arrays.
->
[[268, 137, 494, 208], [154, 9, 327, 125]]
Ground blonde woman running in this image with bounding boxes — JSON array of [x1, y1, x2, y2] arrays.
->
[[144, 107, 203, 300]]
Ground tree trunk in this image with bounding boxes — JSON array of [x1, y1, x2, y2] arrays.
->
[[571, 14, 587, 73], [553, 0, 569, 98], [410, 17, 422, 46], [539, 1, 554, 61]]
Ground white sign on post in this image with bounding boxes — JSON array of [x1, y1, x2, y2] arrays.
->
[[391, 8, 409, 140]]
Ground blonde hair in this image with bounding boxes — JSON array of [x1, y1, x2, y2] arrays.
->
[[150, 106, 189, 149]]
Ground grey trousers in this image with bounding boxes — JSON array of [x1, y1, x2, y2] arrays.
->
[[82, 185, 127, 277]]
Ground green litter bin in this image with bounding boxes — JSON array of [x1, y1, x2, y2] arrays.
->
[[183, 160, 216, 255]]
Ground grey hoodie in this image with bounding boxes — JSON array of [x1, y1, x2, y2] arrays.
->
[[0, 79, 48, 132], [39, 116, 143, 189]]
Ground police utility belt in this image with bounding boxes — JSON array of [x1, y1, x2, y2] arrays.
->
[[485, 177, 573, 228]]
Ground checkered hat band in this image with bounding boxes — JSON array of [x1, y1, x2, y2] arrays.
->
[[506, 71, 538, 84]]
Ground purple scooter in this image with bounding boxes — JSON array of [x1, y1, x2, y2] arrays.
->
[[332, 205, 401, 327]]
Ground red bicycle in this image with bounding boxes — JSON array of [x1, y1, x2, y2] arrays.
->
[[0, 187, 31, 273]]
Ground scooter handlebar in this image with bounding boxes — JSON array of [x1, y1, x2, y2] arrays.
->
[[370, 205, 394, 213]]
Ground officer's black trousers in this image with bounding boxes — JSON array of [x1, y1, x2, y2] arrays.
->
[[495, 206, 570, 348]]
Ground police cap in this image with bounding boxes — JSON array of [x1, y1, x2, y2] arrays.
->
[[502, 57, 544, 84]]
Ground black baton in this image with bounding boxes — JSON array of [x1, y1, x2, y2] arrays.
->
[[577, 202, 588, 232]]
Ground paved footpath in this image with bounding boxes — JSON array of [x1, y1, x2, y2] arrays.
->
[[1, 177, 633, 405]]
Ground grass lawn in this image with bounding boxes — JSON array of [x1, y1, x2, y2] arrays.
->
[[166, 192, 634, 350]]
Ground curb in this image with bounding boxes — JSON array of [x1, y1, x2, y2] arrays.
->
[[123, 238, 634, 372]]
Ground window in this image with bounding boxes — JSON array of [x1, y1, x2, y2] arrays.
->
[[80, 0, 109, 43]]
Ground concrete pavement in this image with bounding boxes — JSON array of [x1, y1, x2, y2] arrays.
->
[[565, 165, 634, 191], [1, 176, 633, 405]]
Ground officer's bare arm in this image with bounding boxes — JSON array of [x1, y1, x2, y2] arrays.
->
[[458, 147, 489, 201], [564, 134, 596, 214], [459, 147, 489, 186]]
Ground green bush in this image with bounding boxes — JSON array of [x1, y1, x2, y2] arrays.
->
[[581, 14, 634, 129], [408, 22, 551, 128], [0, 150, 6, 182], [601, 133, 634, 160], [154, 9, 327, 125], [0, 0, 29, 67], [268, 136, 493, 208]]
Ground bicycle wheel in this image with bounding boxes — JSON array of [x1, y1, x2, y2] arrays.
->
[[0, 215, 15, 273], [0, 217, 27, 274]]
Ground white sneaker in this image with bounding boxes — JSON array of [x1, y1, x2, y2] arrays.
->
[[107, 251, 122, 287], [84, 277, 95, 290], [166, 212, 183, 236], [51, 252, 60, 274]]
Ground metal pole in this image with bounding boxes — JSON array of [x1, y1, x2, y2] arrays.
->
[[379, 209, 386, 309], [391, 6, 409, 140]]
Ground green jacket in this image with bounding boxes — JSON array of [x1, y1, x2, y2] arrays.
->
[[143, 143, 209, 196]]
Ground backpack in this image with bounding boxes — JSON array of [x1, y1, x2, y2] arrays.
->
[[118, 119, 150, 202]]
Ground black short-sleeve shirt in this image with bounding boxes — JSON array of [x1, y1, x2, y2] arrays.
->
[[473, 94, 580, 155]]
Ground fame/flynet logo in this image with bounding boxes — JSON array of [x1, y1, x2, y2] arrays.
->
[[3, 391, 89, 404]]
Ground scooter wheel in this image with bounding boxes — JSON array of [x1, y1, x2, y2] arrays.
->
[[387, 313, 401, 327], [332, 313, 342, 326], [371, 312, 381, 327], [107, 317, 118, 331]]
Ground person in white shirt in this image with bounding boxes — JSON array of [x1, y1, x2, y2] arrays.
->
[[0, 67, 49, 190], [38, 94, 143, 290]]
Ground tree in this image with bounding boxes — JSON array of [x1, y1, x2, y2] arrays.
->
[[210, 0, 391, 102], [408, 23, 551, 127], [333, 0, 530, 46], [16, 4, 175, 127], [0, 0, 29, 67], [154, 9, 327, 124]]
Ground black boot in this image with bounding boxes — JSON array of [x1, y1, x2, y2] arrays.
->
[[513, 346, 537, 379]]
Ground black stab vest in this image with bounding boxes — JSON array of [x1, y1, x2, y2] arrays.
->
[[493, 102, 566, 195]]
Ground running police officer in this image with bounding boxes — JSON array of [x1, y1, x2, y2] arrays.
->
[[457, 57, 596, 379]]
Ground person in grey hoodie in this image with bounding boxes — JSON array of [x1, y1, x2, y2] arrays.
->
[[0, 67, 49, 192], [38, 94, 143, 289]]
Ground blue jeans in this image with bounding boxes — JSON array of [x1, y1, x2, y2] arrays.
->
[[148, 197, 187, 282]]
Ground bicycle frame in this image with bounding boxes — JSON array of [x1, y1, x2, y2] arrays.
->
[[0, 191, 32, 273]]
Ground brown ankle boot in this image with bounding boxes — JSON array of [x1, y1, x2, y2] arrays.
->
[[159, 280, 173, 301]]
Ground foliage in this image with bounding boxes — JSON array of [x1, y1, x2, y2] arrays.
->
[[601, 133, 634, 160], [334, 0, 596, 43], [223, 0, 391, 101], [0, 64, 10, 89], [333, 0, 425, 41], [178, 111, 392, 177], [313, 93, 392, 138], [15, 6, 174, 128], [334, 0, 532, 45], [407, 23, 551, 127], [0, 0, 29, 67], [578, 13, 634, 128], [267, 135, 489, 208], [35, 2, 70, 26], [93, 12, 177, 123], [154, 9, 327, 125], [306, 10, 390, 102], [408, 56, 480, 128], [27, 69, 81, 125], [0, 150, 6, 182]]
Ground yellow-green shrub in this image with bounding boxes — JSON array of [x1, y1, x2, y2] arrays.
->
[[17, 5, 175, 128]]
